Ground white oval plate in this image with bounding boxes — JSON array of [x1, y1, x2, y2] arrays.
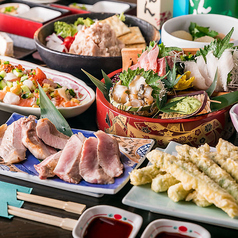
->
[[0, 3, 30, 15], [0, 56, 95, 118]]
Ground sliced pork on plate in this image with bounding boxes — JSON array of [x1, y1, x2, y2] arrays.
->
[[34, 151, 62, 180], [0, 118, 26, 164], [36, 118, 70, 150], [0, 124, 7, 145], [53, 132, 85, 184], [95, 130, 123, 178], [21, 116, 57, 160], [80, 137, 114, 184]]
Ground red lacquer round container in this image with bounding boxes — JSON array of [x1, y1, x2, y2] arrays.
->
[[96, 69, 234, 148]]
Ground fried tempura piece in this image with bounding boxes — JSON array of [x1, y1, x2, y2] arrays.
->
[[147, 149, 238, 218], [216, 138, 238, 161], [176, 144, 238, 203], [167, 183, 192, 202], [129, 165, 164, 186], [208, 152, 238, 183], [151, 173, 178, 193], [186, 191, 212, 207]]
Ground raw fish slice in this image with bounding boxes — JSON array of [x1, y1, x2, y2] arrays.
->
[[36, 118, 69, 150], [184, 61, 210, 90], [196, 55, 210, 82], [146, 45, 159, 72], [130, 49, 148, 70], [53, 132, 85, 184], [34, 151, 62, 180], [21, 116, 57, 160], [217, 49, 234, 91], [80, 137, 114, 184], [206, 51, 219, 88], [0, 118, 26, 164], [95, 130, 123, 178]]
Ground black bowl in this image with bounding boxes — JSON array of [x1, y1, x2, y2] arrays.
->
[[34, 13, 160, 86]]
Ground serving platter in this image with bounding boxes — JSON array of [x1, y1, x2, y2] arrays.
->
[[0, 113, 155, 197], [122, 141, 238, 230], [0, 56, 95, 118]]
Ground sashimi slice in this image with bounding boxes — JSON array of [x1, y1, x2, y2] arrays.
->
[[53, 132, 85, 184], [95, 130, 123, 178], [34, 151, 62, 180], [80, 137, 114, 184]]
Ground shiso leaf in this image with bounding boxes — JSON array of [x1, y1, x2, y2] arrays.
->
[[211, 90, 238, 112], [101, 70, 113, 91], [189, 22, 218, 40], [82, 69, 109, 101], [196, 27, 234, 62], [39, 84, 73, 137], [206, 67, 218, 97]]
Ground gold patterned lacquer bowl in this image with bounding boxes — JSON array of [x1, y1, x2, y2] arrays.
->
[[96, 69, 234, 148]]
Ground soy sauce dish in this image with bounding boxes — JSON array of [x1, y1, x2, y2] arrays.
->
[[72, 205, 143, 238], [141, 219, 211, 238]]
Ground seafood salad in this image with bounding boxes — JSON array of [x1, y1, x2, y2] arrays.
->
[[86, 27, 238, 119], [0, 60, 83, 108]]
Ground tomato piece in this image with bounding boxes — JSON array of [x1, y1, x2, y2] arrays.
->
[[63, 36, 75, 51]]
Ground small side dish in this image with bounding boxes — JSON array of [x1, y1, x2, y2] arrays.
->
[[0, 56, 95, 118], [171, 22, 230, 43], [0, 59, 84, 108], [72, 205, 142, 238], [0, 3, 30, 16], [141, 219, 211, 238]]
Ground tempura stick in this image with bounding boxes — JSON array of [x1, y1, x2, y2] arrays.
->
[[176, 144, 238, 203], [147, 149, 238, 218]]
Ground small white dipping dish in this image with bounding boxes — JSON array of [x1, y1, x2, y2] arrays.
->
[[72, 205, 142, 238], [91, 1, 130, 14], [0, 3, 30, 15], [141, 219, 211, 238], [161, 14, 238, 49], [18, 7, 61, 22]]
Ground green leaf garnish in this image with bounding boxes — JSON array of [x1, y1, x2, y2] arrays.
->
[[102, 70, 113, 91], [82, 69, 109, 101], [196, 27, 234, 62], [189, 22, 218, 40], [162, 58, 183, 90], [206, 68, 218, 97], [39, 84, 73, 137], [211, 91, 238, 112]]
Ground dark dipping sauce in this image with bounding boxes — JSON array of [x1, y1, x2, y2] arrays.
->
[[155, 232, 193, 238], [83, 216, 133, 238]]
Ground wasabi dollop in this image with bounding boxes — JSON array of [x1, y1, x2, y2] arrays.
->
[[170, 96, 201, 115]]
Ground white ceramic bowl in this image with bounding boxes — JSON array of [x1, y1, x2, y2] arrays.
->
[[0, 3, 30, 15], [72, 205, 142, 238], [161, 14, 238, 48], [230, 103, 238, 132], [141, 219, 211, 238], [0, 56, 95, 118]]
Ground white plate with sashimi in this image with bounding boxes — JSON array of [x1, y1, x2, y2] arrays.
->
[[0, 113, 154, 197]]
